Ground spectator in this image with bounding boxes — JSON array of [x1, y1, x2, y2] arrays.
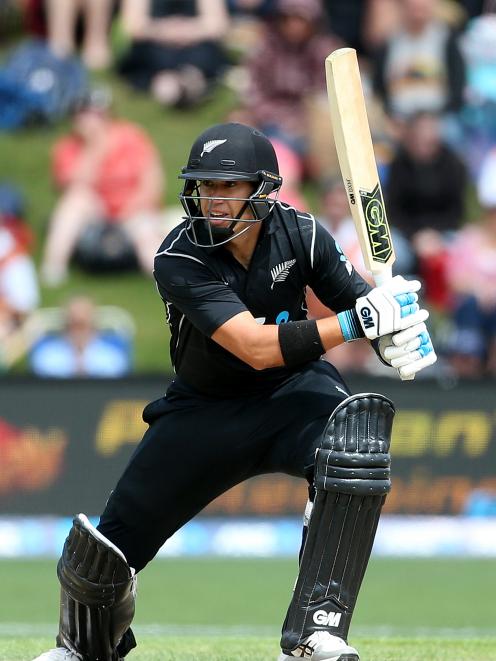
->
[[242, 0, 342, 162], [40, 89, 164, 287], [224, 0, 276, 60], [29, 296, 132, 378], [0, 200, 40, 369], [372, 0, 466, 122], [444, 148, 496, 377], [118, 0, 230, 108], [385, 111, 467, 309], [44, 0, 115, 69], [386, 111, 467, 238], [454, 12, 496, 177]]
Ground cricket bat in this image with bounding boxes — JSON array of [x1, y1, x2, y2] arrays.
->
[[326, 48, 415, 379], [325, 47, 395, 287]]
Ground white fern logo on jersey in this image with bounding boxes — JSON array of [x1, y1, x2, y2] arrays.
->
[[201, 139, 227, 157], [270, 259, 296, 290]]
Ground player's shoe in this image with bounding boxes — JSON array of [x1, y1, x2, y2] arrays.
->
[[32, 648, 81, 661], [277, 631, 359, 661]]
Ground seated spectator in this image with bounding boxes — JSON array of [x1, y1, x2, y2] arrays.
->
[[40, 89, 164, 286], [242, 0, 342, 163], [29, 296, 133, 378], [0, 194, 40, 370], [118, 0, 230, 108], [386, 111, 467, 308], [444, 148, 496, 378], [372, 0, 466, 123], [387, 111, 467, 238], [44, 0, 115, 69]]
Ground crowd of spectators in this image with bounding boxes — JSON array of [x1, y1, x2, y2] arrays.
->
[[1, 0, 496, 379]]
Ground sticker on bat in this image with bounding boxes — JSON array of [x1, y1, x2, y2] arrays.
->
[[359, 183, 393, 262]]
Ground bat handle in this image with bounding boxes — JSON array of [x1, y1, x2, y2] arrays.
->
[[372, 268, 415, 381]]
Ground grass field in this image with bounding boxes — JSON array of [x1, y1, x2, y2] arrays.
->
[[2, 557, 496, 660]]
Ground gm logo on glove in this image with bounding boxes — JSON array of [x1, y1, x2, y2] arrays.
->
[[359, 306, 374, 330]]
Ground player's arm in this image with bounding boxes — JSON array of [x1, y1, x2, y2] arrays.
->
[[211, 311, 346, 371]]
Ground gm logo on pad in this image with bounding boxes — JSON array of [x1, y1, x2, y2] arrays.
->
[[312, 610, 342, 627]]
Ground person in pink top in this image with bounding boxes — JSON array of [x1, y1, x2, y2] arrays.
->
[[41, 89, 164, 286], [243, 0, 342, 158], [445, 148, 496, 378]]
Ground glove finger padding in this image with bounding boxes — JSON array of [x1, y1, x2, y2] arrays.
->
[[391, 322, 427, 346], [398, 350, 437, 378], [378, 323, 437, 377], [383, 336, 421, 359]]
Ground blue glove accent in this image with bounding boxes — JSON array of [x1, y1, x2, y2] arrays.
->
[[395, 293, 417, 306], [395, 293, 420, 318], [419, 331, 430, 344], [337, 309, 364, 342], [400, 303, 420, 318], [418, 333, 434, 357]]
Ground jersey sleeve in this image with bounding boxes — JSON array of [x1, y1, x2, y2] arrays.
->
[[308, 221, 371, 312], [154, 253, 248, 337]]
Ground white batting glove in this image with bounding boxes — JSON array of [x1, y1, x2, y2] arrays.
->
[[378, 322, 437, 379], [338, 275, 429, 342]]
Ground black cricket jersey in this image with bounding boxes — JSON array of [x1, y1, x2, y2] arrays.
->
[[153, 201, 371, 396]]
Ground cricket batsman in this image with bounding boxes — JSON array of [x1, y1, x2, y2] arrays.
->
[[33, 123, 436, 661]]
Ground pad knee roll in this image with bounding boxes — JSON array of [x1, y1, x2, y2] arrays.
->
[[315, 393, 394, 496], [57, 514, 136, 661]]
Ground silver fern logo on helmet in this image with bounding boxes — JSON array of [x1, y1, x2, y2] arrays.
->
[[201, 139, 227, 157], [270, 259, 296, 290]]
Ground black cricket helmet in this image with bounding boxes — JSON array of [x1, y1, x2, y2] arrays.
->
[[179, 122, 283, 247]]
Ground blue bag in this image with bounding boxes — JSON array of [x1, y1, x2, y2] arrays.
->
[[0, 39, 88, 129]]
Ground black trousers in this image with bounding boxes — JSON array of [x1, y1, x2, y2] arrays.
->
[[98, 360, 350, 572]]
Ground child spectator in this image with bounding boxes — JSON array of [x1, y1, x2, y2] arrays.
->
[[40, 89, 164, 286]]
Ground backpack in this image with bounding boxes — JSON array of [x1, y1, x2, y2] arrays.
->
[[0, 39, 88, 130]]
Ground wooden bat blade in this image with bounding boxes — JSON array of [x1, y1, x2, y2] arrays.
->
[[325, 47, 395, 284]]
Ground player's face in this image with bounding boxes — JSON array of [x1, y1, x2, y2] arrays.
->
[[198, 180, 255, 227]]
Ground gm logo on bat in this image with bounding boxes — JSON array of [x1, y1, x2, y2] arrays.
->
[[360, 184, 393, 263]]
